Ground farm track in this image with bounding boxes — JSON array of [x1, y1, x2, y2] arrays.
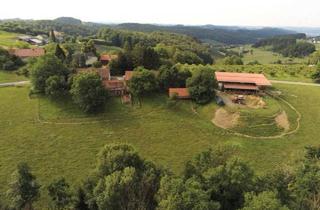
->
[[0, 80, 30, 87], [209, 93, 301, 139], [271, 80, 320, 87]]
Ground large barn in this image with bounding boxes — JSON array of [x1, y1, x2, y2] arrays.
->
[[215, 72, 272, 92]]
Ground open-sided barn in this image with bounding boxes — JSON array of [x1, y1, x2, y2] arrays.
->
[[215, 72, 272, 92]]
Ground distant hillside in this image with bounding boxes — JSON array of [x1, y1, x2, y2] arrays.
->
[[112, 23, 296, 45], [54, 17, 82, 25]]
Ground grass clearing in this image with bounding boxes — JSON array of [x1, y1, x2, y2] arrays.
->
[[1, 84, 320, 207], [0, 70, 27, 83], [227, 45, 309, 64], [0, 30, 31, 48]]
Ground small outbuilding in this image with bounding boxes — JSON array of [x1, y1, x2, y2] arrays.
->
[[169, 88, 191, 99]]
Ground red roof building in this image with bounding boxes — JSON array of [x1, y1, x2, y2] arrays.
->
[[76, 68, 110, 81], [169, 88, 191, 99], [9, 48, 45, 58], [215, 72, 271, 91], [124, 71, 134, 81], [100, 54, 117, 65]]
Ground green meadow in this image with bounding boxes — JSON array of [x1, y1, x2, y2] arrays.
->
[[228, 45, 309, 64], [0, 30, 31, 48], [0, 70, 27, 83], [1, 83, 320, 207]]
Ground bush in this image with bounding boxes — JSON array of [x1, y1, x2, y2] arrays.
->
[[93, 61, 102, 68]]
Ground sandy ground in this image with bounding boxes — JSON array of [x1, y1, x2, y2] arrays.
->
[[212, 108, 239, 129], [275, 111, 290, 131]]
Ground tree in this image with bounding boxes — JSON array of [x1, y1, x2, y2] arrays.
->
[[242, 191, 289, 210], [72, 53, 87, 68], [204, 158, 255, 210], [70, 72, 107, 113], [94, 167, 139, 210], [311, 64, 320, 83], [74, 187, 89, 210], [223, 55, 244, 65], [158, 66, 191, 91], [128, 67, 158, 106], [186, 68, 217, 104], [109, 52, 133, 76], [258, 169, 294, 206], [0, 47, 24, 71], [50, 29, 56, 42], [131, 45, 160, 69], [173, 50, 204, 65], [47, 178, 72, 210], [93, 61, 102, 68], [30, 54, 70, 93], [45, 75, 69, 97], [83, 143, 162, 210], [157, 176, 220, 210], [81, 40, 97, 55], [55, 44, 66, 62], [6, 163, 40, 210], [292, 157, 320, 209]]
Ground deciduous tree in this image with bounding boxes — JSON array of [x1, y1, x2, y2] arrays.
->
[[70, 72, 107, 113], [6, 163, 40, 210]]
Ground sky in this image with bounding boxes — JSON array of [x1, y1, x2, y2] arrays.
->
[[1, 0, 320, 27]]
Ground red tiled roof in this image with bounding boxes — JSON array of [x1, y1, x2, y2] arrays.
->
[[215, 72, 272, 86], [76, 68, 110, 80], [100, 54, 117, 61], [10, 48, 45, 58], [124, 71, 134, 81], [223, 83, 259, 90], [104, 80, 125, 90], [169, 88, 191, 98]]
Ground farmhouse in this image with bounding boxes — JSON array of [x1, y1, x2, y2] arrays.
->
[[169, 88, 191, 99], [9, 48, 45, 58], [215, 72, 272, 92], [77, 67, 126, 96]]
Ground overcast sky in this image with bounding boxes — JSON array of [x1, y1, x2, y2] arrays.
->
[[1, 0, 320, 27]]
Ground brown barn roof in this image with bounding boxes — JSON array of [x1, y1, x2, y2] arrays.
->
[[169, 88, 190, 99], [215, 72, 272, 86], [9, 48, 45, 58]]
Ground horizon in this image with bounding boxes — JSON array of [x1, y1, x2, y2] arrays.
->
[[1, 0, 320, 28]]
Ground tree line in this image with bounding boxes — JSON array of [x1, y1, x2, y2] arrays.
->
[[1, 144, 320, 210], [253, 34, 316, 58]]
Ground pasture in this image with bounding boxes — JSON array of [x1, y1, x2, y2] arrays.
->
[[1, 83, 320, 207], [0, 30, 30, 48], [0, 70, 27, 83], [228, 45, 309, 64]]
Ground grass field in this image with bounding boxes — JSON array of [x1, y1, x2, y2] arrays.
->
[[0, 30, 30, 48], [0, 70, 27, 83], [227, 45, 309, 65], [1, 84, 320, 207]]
